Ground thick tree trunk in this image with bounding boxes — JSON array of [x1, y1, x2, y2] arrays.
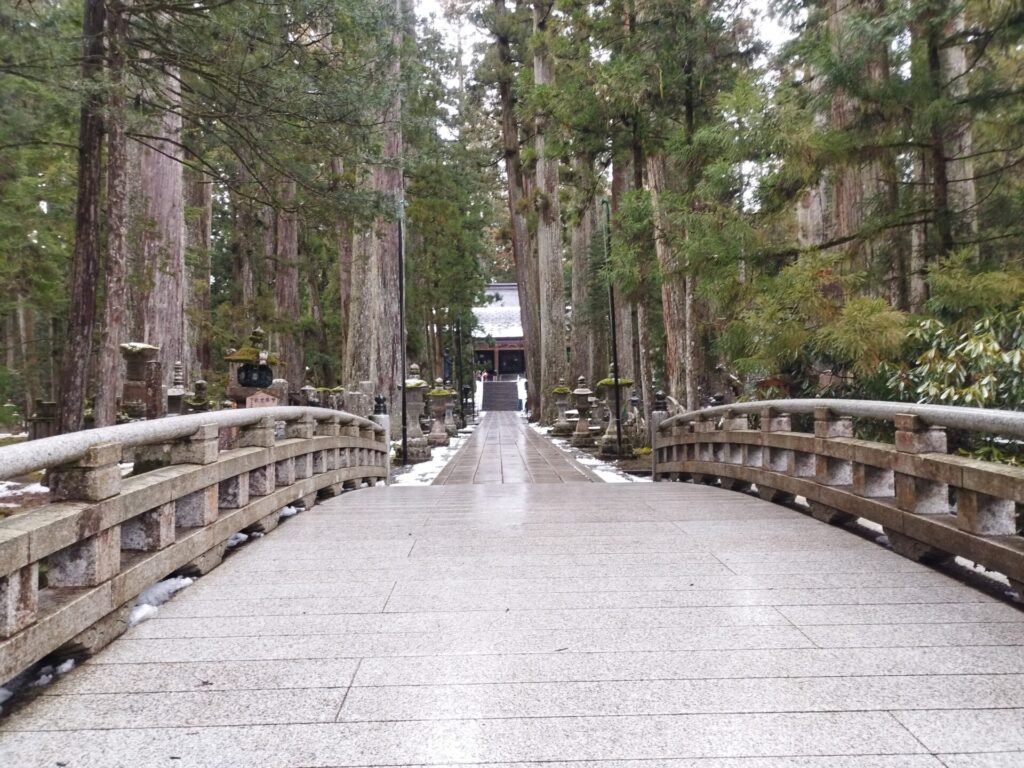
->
[[345, 0, 405, 415], [136, 67, 186, 388], [636, 301, 655, 445], [344, 230, 374, 384], [647, 153, 687, 404], [494, 0, 541, 417], [367, 0, 406, 424], [275, 179, 303, 388], [58, 0, 105, 434], [569, 192, 594, 382], [333, 157, 354, 371], [305, 259, 332, 386], [939, 12, 978, 254], [533, 0, 568, 424], [184, 159, 212, 378], [95, 1, 128, 427], [16, 300, 38, 420]]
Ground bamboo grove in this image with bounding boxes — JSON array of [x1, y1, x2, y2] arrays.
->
[[1, 0, 1023, 435]]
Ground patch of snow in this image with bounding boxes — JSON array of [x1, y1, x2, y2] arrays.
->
[[279, 505, 300, 518], [226, 532, 249, 548], [137, 576, 194, 608], [250, 531, 264, 538], [0, 654, 76, 714], [858, 518, 885, 534], [128, 604, 159, 627], [391, 424, 478, 486], [0, 480, 47, 501], [955, 556, 1011, 587], [530, 423, 651, 483]]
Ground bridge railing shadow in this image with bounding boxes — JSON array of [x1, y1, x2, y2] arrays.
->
[[655, 399, 1024, 594], [0, 407, 388, 684]]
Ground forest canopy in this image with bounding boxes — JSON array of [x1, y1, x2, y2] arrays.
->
[[1, 0, 1022, 433]]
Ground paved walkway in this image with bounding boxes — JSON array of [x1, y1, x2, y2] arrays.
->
[[3, 427, 1024, 766], [433, 411, 599, 485]]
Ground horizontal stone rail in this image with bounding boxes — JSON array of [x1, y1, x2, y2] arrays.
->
[[0, 407, 388, 683], [655, 399, 1024, 593]]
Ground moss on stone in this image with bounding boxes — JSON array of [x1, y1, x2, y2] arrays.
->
[[596, 377, 633, 388]]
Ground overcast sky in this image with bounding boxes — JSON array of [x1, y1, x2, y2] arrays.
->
[[414, 0, 792, 61]]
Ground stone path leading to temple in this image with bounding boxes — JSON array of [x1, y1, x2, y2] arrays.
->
[[433, 411, 600, 485], [3, 416, 1024, 766]]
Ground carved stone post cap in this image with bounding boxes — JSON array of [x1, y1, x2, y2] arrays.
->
[[76, 442, 123, 468]]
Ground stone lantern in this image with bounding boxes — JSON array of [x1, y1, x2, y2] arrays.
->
[[225, 328, 279, 407], [427, 379, 451, 447], [551, 378, 573, 437], [120, 342, 163, 420], [571, 376, 595, 448], [597, 364, 633, 458], [401, 364, 432, 462], [442, 380, 458, 436]]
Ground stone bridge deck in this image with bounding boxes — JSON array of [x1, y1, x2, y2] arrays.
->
[[3, 414, 1024, 766]]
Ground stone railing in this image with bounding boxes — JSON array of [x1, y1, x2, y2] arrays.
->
[[654, 399, 1024, 593], [0, 407, 388, 683]]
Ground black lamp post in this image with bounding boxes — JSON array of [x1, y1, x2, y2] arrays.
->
[[398, 200, 408, 465], [455, 317, 465, 425]]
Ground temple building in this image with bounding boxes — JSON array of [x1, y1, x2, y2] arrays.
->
[[473, 283, 525, 379]]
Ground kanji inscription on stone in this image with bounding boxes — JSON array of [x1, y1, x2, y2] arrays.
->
[[246, 391, 279, 408]]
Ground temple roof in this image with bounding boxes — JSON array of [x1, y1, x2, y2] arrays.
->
[[473, 283, 523, 340]]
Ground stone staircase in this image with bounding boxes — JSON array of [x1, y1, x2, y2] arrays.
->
[[481, 381, 520, 411]]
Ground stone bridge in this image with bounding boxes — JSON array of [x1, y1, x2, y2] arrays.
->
[[0, 404, 1022, 766]]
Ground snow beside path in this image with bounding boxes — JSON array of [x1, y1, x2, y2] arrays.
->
[[128, 576, 195, 627], [391, 422, 478, 486], [528, 421, 651, 483]]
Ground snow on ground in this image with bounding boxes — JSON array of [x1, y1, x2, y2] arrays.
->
[[528, 420, 651, 483], [128, 575, 195, 627], [0, 480, 46, 499], [279, 504, 300, 518], [391, 421, 479, 486]]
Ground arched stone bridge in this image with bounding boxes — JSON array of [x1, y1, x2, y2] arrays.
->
[[1, 404, 1023, 766]]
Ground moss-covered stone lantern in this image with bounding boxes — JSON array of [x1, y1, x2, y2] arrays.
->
[[571, 376, 595, 448], [551, 378, 573, 437], [225, 327, 279, 407], [427, 378, 451, 447]]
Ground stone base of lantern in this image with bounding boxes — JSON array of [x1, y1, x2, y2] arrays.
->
[[551, 418, 573, 437], [570, 429, 595, 449], [427, 419, 450, 447], [598, 431, 633, 458], [401, 436, 432, 463]]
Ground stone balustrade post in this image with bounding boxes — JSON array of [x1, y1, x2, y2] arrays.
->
[[46, 443, 123, 588], [285, 414, 316, 440], [885, 413, 953, 563], [121, 502, 176, 552], [0, 560, 37, 638], [48, 442, 122, 503], [170, 424, 219, 465], [753, 409, 791, 503], [761, 408, 791, 473], [814, 407, 853, 486], [894, 413, 948, 515]]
